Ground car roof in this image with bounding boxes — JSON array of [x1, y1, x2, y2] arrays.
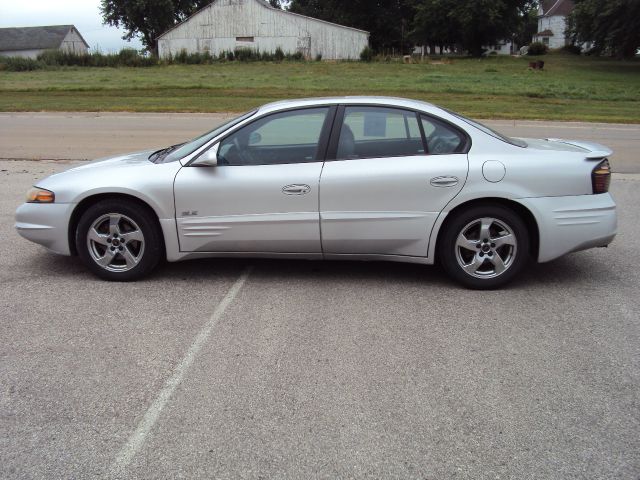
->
[[258, 96, 439, 114]]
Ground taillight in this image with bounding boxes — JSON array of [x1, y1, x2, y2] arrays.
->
[[592, 159, 611, 194]]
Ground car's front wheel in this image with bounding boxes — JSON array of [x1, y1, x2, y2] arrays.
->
[[438, 204, 530, 289], [75, 199, 163, 281]]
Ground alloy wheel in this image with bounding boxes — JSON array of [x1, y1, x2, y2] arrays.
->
[[454, 217, 518, 279], [86, 213, 145, 272]]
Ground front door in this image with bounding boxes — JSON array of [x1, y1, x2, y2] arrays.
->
[[320, 106, 469, 258], [174, 107, 333, 253]]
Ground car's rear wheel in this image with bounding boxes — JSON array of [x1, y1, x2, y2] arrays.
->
[[75, 199, 163, 281], [438, 204, 530, 289]]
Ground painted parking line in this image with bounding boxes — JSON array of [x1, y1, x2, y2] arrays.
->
[[109, 267, 252, 476]]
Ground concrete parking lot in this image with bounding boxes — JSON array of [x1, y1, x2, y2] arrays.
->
[[1, 119, 639, 478]]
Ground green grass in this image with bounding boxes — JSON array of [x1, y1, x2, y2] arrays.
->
[[1, 53, 639, 122]]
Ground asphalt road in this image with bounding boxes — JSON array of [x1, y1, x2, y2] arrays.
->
[[1, 155, 639, 478], [1, 112, 639, 173]]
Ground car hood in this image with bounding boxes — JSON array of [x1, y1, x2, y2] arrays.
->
[[520, 138, 613, 157], [34, 149, 181, 207], [62, 150, 156, 173]]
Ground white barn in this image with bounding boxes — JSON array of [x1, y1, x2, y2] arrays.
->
[[0, 25, 89, 59], [158, 0, 369, 60]]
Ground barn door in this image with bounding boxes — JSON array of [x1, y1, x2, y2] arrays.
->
[[297, 36, 311, 59]]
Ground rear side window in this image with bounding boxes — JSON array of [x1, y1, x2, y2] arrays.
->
[[421, 115, 466, 154], [336, 107, 424, 160], [443, 109, 525, 148]]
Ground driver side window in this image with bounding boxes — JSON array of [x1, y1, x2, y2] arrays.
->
[[218, 108, 329, 166]]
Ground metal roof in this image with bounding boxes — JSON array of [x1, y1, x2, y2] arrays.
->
[[0, 25, 89, 52], [158, 0, 369, 40], [540, 0, 575, 17]]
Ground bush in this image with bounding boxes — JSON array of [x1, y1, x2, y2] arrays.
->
[[234, 48, 260, 62], [562, 44, 582, 55], [360, 46, 374, 62], [1, 46, 317, 70], [0, 56, 44, 71], [260, 50, 274, 61], [173, 49, 214, 64], [214, 48, 307, 62], [286, 51, 304, 61], [87, 52, 116, 67], [117, 48, 153, 67], [527, 42, 549, 56], [117, 48, 138, 65], [34, 48, 157, 68], [39, 50, 67, 65]]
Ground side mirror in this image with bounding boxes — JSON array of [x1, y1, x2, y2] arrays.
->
[[249, 132, 262, 145], [191, 144, 219, 167]]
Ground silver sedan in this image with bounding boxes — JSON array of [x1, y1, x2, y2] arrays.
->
[[15, 97, 617, 289]]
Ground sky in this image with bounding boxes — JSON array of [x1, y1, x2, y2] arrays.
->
[[0, 0, 143, 52]]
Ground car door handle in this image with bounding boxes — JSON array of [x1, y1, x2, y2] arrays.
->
[[430, 176, 459, 188], [282, 184, 311, 195]]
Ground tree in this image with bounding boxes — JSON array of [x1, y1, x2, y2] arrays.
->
[[269, 0, 292, 8], [410, 0, 534, 57], [288, 0, 415, 53], [100, 0, 211, 56], [568, 0, 640, 58], [513, 4, 539, 49], [410, 0, 459, 54], [453, 0, 532, 56]]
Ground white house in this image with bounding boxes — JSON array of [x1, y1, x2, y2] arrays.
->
[[532, 0, 574, 49], [486, 40, 517, 55], [158, 0, 369, 60], [0, 25, 89, 58]]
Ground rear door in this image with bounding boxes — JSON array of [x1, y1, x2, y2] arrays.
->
[[319, 105, 469, 258]]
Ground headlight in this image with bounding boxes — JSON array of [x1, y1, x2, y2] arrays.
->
[[26, 187, 55, 203]]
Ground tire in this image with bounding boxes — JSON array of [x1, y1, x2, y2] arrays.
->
[[438, 204, 530, 289], [75, 199, 164, 281]]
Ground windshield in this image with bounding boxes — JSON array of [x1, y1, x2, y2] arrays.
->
[[446, 110, 528, 148], [161, 110, 257, 163]]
